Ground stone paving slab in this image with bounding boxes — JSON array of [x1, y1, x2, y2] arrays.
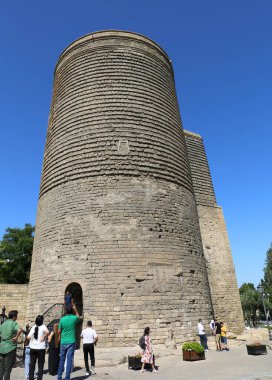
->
[[11, 344, 272, 380]]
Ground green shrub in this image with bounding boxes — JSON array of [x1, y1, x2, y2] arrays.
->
[[182, 342, 204, 353]]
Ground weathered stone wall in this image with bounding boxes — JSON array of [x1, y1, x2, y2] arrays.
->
[[184, 131, 244, 332], [183, 130, 216, 207], [27, 31, 213, 346], [0, 284, 29, 326], [197, 205, 244, 332]]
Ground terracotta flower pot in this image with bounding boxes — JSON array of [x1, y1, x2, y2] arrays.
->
[[183, 349, 205, 361]]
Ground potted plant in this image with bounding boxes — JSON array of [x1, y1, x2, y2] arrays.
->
[[128, 353, 142, 370], [246, 342, 267, 355], [182, 342, 205, 361]]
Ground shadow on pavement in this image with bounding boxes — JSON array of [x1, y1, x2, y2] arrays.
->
[[73, 366, 83, 372]]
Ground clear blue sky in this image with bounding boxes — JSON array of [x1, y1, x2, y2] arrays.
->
[[1, 0, 271, 287]]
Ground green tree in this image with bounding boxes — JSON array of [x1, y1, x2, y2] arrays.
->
[[0, 224, 34, 284], [262, 244, 272, 309], [240, 283, 255, 294], [239, 282, 261, 326]]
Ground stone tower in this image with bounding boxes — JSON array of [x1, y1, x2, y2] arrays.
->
[[184, 131, 244, 332], [27, 30, 243, 345]]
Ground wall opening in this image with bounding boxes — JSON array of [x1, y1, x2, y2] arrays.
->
[[65, 282, 83, 349]]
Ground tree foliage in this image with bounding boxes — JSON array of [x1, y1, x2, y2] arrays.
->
[[262, 245, 272, 308], [239, 282, 261, 326], [240, 283, 255, 294], [0, 224, 34, 284]]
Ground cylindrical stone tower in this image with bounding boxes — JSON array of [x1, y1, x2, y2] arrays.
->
[[27, 30, 212, 346]]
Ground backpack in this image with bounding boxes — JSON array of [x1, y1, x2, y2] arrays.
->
[[139, 335, 146, 350]]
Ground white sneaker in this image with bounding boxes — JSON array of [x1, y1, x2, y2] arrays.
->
[[85, 372, 90, 376], [91, 367, 96, 375]]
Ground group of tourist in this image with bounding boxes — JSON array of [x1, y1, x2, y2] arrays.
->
[[0, 299, 230, 379], [139, 318, 230, 375], [197, 318, 229, 352], [0, 300, 98, 380]]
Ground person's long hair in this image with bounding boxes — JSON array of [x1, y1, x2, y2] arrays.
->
[[34, 315, 44, 340], [53, 323, 60, 348], [144, 327, 150, 336]]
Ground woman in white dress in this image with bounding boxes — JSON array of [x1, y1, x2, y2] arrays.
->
[[141, 327, 156, 373]]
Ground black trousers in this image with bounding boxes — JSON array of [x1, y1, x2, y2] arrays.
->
[[83, 343, 95, 372], [29, 349, 45, 380], [0, 349, 16, 380]]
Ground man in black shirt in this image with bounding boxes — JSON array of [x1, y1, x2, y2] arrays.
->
[[214, 319, 222, 351]]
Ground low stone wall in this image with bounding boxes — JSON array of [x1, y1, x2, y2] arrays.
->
[[237, 327, 270, 344], [0, 284, 29, 326]]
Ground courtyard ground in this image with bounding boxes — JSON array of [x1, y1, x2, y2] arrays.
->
[[12, 341, 272, 380]]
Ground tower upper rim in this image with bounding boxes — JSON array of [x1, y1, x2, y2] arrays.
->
[[55, 30, 172, 73]]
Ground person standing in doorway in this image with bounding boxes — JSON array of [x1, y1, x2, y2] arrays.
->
[[63, 291, 74, 316], [57, 305, 81, 380], [64, 291, 73, 308], [81, 321, 98, 376], [197, 319, 209, 351], [0, 310, 22, 380]]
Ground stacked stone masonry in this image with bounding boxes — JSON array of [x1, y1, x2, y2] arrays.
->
[[184, 131, 244, 332], [0, 285, 29, 326], [25, 30, 243, 346], [183, 130, 216, 207]]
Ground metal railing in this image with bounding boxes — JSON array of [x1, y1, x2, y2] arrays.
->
[[42, 303, 64, 329]]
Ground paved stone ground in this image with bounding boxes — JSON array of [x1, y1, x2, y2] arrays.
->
[[12, 343, 272, 380]]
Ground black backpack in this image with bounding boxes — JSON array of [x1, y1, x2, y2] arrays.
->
[[139, 335, 146, 349]]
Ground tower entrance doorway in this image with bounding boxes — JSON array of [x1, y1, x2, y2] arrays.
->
[[65, 282, 83, 315], [65, 282, 83, 349]]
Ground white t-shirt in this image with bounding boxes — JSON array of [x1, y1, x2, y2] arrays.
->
[[209, 320, 215, 330], [197, 322, 205, 335], [81, 327, 97, 344], [28, 324, 49, 349]]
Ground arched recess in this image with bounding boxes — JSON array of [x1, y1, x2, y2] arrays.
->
[[65, 282, 83, 316], [65, 282, 83, 349]]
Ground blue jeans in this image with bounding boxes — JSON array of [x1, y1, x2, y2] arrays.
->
[[25, 347, 37, 379], [57, 343, 75, 380], [25, 346, 30, 378], [199, 334, 208, 350]]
